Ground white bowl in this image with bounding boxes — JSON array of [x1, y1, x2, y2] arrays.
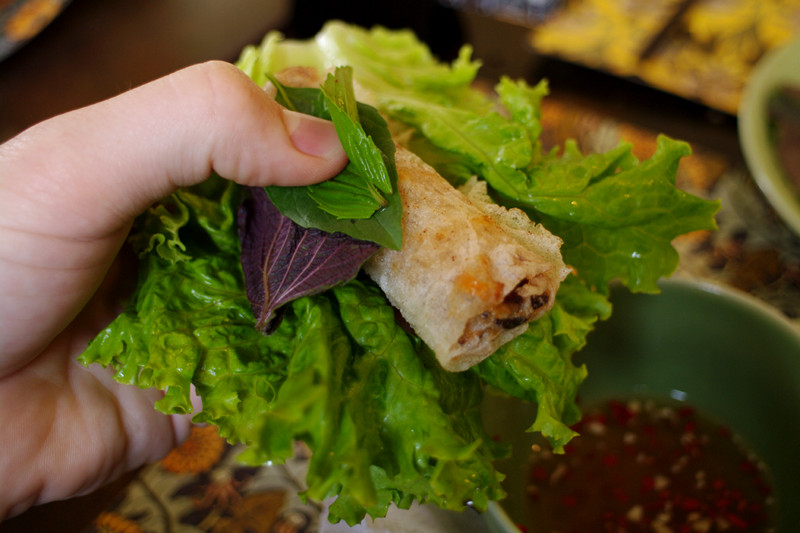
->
[[738, 38, 800, 237]]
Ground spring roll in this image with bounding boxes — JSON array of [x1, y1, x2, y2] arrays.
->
[[365, 147, 570, 372]]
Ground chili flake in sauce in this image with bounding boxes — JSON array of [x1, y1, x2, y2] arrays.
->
[[524, 397, 775, 532]]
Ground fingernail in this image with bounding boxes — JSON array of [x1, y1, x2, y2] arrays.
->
[[282, 109, 344, 159]]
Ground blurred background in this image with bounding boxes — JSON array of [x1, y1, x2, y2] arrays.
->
[[3, 0, 796, 153], [4, 0, 795, 151]]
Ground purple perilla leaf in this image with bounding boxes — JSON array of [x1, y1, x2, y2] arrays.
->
[[238, 187, 380, 333]]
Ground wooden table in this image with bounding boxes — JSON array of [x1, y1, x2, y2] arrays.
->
[[0, 0, 292, 143]]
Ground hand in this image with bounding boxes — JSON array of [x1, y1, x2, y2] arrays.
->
[[0, 60, 347, 520]]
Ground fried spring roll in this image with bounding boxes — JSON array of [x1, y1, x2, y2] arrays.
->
[[365, 148, 570, 372]]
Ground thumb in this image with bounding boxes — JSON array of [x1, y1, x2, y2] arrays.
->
[[0, 61, 347, 362], [1, 60, 348, 239]]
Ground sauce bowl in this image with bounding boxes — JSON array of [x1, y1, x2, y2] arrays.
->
[[482, 277, 800, 532]]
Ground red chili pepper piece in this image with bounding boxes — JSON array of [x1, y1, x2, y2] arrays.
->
[[726, 513, 750, 529], [532, 465, 548, 482], [681, 497, 701, 511], [612, 487, 629, 503], [609, 400, 635, 425], [740, 459, 758, 474], [602, 453, 619, 467]]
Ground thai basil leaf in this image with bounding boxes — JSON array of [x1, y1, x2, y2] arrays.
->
[[238, 187, 379, 333]]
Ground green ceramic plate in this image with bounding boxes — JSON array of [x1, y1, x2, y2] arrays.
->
[[739, 38, 800, 237], [482, 277, 800, 532]]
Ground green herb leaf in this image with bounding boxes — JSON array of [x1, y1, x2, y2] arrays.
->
[[266, 182, 403, 251], [239, 186, 379, 333], [82, 178, 505, 524], [264, 69, 402, 248], [305, 169, 388, 219], [322, 67, 393, 196], [321, 66, 359, 122]]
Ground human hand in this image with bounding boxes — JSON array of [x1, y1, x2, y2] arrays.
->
[[0, 60, 347, 519]]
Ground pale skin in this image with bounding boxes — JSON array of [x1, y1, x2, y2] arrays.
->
[[0, 60, 348, 520]]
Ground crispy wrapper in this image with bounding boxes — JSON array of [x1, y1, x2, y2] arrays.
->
[[365, 147, 571, 372]]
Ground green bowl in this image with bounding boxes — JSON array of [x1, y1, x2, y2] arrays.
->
[[738, 37, 800, 237], [482, 277, 800, 532]]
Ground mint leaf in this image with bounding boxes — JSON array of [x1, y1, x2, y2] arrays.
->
[[264, 69, 402, 247], [321, 68, 393, 196], [321, 66, 360, 122], [238, 187, 379, 333], [266, 183, 403, 250], [305, 168, 387, 219]]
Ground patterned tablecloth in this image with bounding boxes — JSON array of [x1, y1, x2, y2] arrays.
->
[[84, 430, 488, 533], [66, 84, 800, 533]]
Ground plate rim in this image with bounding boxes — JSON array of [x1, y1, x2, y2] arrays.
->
[[738, 37, 800, 237]]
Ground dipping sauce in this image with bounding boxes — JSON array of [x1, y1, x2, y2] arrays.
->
[[524, 397, 775, 532]]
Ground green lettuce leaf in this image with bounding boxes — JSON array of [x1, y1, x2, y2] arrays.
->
[[473, 276, 613, 452], [248, 281, 506, 524], [80, 179, 292, 445], [81, 175, 504, 525], [527, 136, 719, 293], [237, 22, 481, 96]]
